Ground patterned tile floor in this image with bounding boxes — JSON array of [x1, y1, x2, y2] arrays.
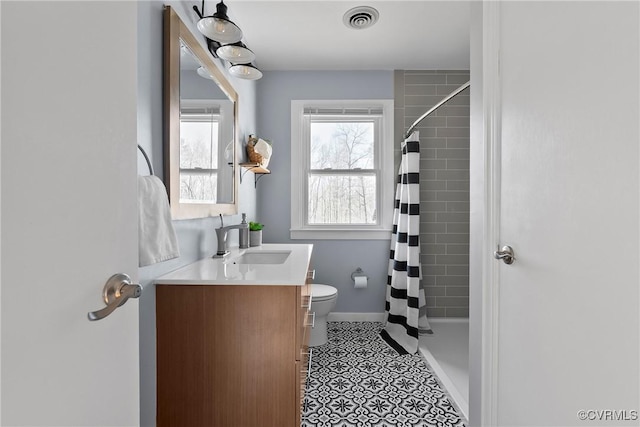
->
[[302, 322, 466, 427]]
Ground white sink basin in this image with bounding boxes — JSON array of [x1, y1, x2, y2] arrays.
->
[[233, 250, 291, 265]]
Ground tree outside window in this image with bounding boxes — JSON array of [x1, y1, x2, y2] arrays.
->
[[179, 112, 219, 203], [308, 121, 377, 225]]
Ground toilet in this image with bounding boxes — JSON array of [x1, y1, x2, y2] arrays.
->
[[308, 284, 338, 347]]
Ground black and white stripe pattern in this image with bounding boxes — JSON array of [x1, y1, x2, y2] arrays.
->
[[381, 132, 431, 355]]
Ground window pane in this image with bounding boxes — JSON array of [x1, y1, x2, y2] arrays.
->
[[310, 122, 374, 169], [180, 172, 218, 203], [180, 120, 219, 169], [308, 174, 377, 224]]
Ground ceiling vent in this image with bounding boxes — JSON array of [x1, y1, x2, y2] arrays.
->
[[343, 6, 379, 30]]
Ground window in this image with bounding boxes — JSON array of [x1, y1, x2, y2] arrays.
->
[[291, 100, 394, 239]]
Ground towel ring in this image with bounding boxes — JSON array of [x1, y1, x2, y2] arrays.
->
[[137, 144, 154, 176]]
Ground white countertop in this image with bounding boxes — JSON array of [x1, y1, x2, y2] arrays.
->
[[154, 244, 313, 286]]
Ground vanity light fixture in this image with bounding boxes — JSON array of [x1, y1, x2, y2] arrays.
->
[[194, 0, 242, 44], [216, 42, 256, 64], [193, 0, 263, 80], [196, 66, 214, 80], [229, 63, 263, 80]]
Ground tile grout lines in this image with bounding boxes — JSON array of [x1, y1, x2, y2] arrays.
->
[[302, 322, 466, 427]]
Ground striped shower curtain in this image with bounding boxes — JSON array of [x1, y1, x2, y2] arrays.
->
[[380, 131, 432, 355]]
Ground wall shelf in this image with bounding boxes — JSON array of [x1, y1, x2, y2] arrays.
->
[[240, 162, 271, 187]]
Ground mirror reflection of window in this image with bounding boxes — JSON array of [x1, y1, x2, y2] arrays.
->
[[176, 37, 236, 210], [180, 103, 220, 203], [166, 8, 239, 219], [179, 44, 235, 204]]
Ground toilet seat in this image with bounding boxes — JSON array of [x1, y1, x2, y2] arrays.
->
[[311, 284, 337, 302]]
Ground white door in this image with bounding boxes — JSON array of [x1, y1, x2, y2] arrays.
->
[[489, 2, 639, 425], [1, 1, 139, 425]]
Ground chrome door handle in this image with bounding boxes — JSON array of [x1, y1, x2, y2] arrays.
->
[[494, 245, 515, 265], [88, 274, 142, 321]]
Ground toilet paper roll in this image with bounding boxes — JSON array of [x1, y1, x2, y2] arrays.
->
[[354, 276, 368, 289]]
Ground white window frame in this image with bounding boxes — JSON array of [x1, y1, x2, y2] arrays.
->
[[291, 99, 394, 240]]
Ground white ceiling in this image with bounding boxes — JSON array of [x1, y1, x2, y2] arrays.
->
[[224, 1, 471, 71]]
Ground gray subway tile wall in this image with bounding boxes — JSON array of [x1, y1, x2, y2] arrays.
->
[[394, 70, 470, 318]]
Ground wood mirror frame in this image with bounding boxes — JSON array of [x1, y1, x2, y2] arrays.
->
[[164, 6, 239, 219]]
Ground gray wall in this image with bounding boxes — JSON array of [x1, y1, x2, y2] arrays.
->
[[136, 1, 258, 425], [395, 70, 470, 318], [256, 71, 394, 313]]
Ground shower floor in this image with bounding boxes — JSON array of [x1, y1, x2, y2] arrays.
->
[[419, 318, 469, 420]]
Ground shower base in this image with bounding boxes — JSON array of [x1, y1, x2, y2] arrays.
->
[[419, 318, 469, 420]]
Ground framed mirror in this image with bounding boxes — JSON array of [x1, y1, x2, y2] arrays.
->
[[164, 6, 238, 219]]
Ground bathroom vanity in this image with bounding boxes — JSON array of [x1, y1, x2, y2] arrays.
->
[[155, 244, 313, 427]]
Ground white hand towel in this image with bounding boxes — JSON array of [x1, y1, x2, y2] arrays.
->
[[254, 138, 272, 159], [138, 176, 180, 267]]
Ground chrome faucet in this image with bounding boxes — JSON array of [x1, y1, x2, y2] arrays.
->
[[214, 213, 249, 257]]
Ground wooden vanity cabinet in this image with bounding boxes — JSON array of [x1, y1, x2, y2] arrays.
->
[[296, 270, 313, 426], [156, 281, 311, 427]]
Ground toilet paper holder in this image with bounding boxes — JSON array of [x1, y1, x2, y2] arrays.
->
[[351, 267, 367, 281]]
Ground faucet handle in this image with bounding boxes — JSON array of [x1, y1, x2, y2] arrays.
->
[[219, 213, 224, 228]]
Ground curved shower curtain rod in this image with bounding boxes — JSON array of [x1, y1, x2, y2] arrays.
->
[[404, 80, 470, 140]]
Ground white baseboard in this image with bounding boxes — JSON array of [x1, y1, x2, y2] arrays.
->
[[327, 314, 470, 323], [328, 312, 386, 322]]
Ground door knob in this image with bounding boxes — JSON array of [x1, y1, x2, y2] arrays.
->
[[494, 245, 515, 265], [88, 274, 142, 321]]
